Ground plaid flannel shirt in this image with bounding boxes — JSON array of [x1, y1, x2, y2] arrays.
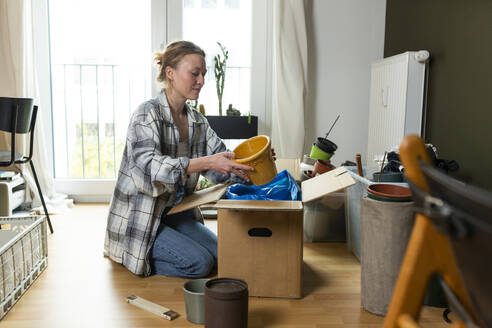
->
[[104, 90, 231, 276]]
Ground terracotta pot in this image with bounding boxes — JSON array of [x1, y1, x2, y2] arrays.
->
[[367, 184, 412, 202], [312, 160, 335, 176]]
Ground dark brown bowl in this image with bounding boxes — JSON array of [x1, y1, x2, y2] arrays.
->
[[367, 184, 412, 200]]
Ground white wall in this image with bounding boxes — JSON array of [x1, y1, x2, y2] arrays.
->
[[304, 0, 386, 166]]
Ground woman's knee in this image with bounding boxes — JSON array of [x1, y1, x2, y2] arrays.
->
[[191, 250, 215, 277], [152, 243, 215, 278]]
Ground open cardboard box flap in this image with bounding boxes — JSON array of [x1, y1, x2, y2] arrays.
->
[[300, 166, 355, 202], [215, 200, 303, 211], [168, 166, 355, 214], [167, 184, 228, 215]]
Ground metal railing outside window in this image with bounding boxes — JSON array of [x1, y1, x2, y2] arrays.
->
[[51, 63, 249, 179], [51, 63, 149, 179]]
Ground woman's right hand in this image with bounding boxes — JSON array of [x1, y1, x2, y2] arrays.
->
[[208, 152, 254, 182]]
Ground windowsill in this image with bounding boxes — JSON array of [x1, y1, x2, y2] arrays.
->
[[54, 178, 116, 203], [54, 178, 117, 182]]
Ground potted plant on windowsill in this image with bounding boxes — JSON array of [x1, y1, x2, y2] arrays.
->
[[203, 42, 258, 140]]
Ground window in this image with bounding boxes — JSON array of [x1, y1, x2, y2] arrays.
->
[[39, 0, 270, 200], [49, 0, 152, 179], [182, 0, 252, 117]]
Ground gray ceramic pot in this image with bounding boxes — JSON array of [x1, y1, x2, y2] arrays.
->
[[372, 172, 404, 182], [183, 278, 211, 324]]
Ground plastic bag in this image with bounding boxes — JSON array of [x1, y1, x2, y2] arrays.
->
[[226, 170, 302, 201]]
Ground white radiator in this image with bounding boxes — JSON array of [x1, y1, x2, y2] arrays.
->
[[366, 51, 429, 165]]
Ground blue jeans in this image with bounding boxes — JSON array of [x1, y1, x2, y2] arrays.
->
[[151, 209, 217, 278]]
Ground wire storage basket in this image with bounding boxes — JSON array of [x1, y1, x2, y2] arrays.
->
[[0, 215, 48, 320]]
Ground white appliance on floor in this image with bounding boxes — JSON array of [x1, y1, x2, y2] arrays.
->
[[0, 173, 26, 216], [366, 50, 430, 165]]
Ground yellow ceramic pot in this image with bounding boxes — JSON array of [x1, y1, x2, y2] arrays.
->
[[233, 135, 277, 185]]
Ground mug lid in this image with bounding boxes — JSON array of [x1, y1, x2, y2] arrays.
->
[[205, 278, 248, 300]]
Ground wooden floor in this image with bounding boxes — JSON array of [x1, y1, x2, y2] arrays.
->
[[1, 204, 448, 327]]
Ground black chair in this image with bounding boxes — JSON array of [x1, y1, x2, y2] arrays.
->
[[0, 97, 54, 233]]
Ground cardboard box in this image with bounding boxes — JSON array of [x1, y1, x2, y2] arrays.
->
[[304, 192, 346, 242], [275, 158, 301, 182], [169, 166, 355, 298], [216, 200, 303, 298]]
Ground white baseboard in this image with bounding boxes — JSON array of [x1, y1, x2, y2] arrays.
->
[[55, 179, 114, 203], [70, 195, 111, 203]]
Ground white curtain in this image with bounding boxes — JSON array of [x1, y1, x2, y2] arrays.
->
[[270, 0, 308, 159], [0, 0, 69, 212]]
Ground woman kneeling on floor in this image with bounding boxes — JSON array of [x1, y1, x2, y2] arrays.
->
[[104, 41, 253, 278]]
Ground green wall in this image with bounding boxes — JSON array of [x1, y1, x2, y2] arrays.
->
[[384, 0, 492, 191]]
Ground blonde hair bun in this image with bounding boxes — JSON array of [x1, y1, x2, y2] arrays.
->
[[154, 41, 205, 86]]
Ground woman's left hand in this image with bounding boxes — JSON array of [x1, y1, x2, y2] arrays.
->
[[207, 152, 254, 182]]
